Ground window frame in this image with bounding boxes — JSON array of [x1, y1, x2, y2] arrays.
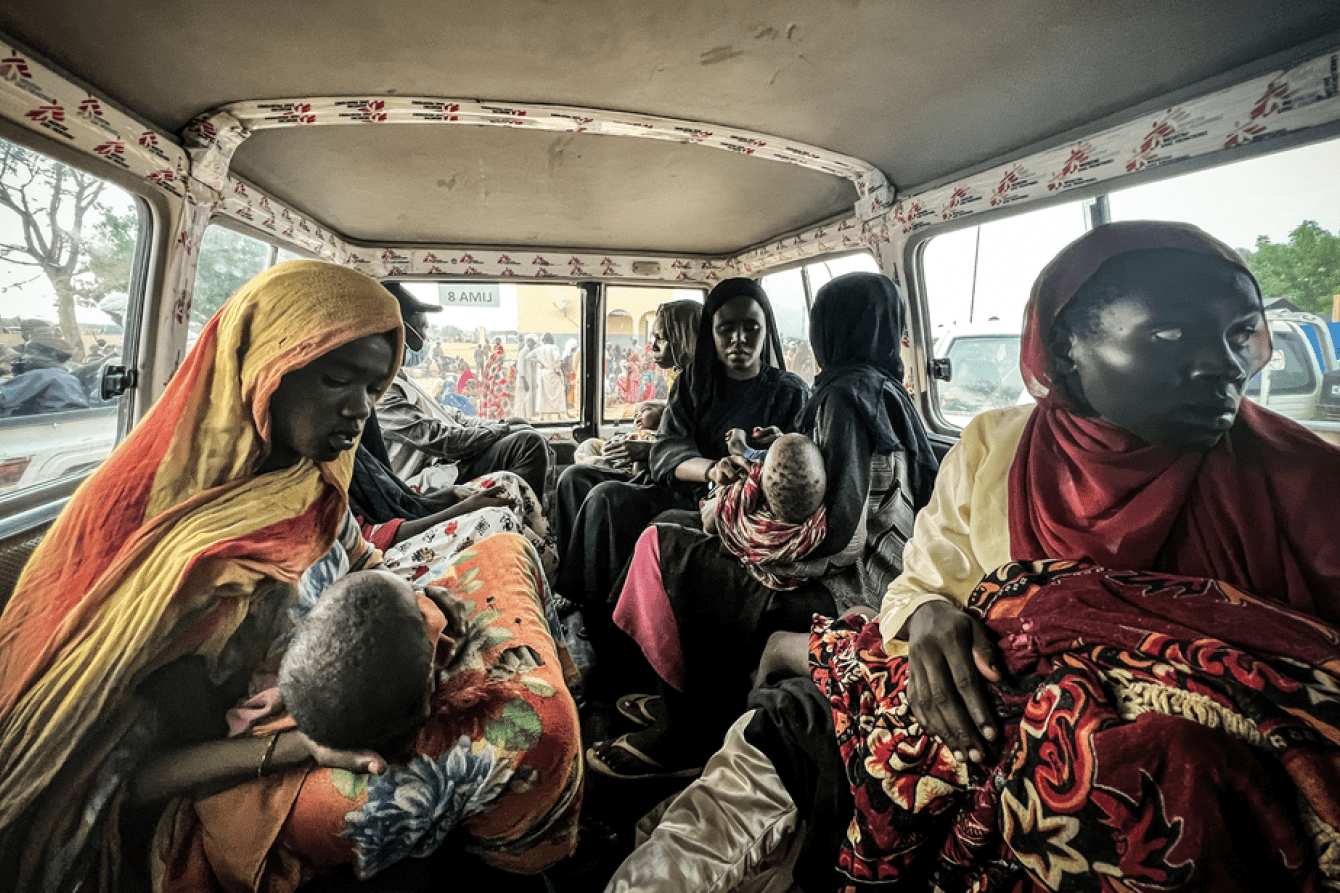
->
[[906, 122, 1340, 436], [0, 122, 158, 521]]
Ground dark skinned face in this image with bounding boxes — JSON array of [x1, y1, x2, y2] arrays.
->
[[712, 295, 766, 381], [648, 315, 671, 368], [1058, 265, 1262, 452], [264, 332, 398, 471]]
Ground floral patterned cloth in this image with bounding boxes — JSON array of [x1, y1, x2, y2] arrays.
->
[[156, 532, 582, 891], [380, 470, 559, 584], [811, 559, 1340, 891], [480, 345, 513, 420], [714, 460, 828, 590]]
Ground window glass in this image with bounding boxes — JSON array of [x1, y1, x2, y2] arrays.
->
[[0, 136, 144, 496], [397, 281, 584, 426], [1108, 135, 1340, 432], [762, 253, 879, 386], [190, 225, 272, 350], [760, 268, 811, 386], [921, 202, 1088, 426], [803, 251, 881, 293], [603, 286, 703, 422]]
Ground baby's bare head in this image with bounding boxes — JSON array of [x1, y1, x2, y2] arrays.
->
[[279, 571, 433, 754], [761, 433, 826, 523], [635, 401, 665, 430]]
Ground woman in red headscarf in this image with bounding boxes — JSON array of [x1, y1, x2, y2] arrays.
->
[[608, 222, 1340, 893]]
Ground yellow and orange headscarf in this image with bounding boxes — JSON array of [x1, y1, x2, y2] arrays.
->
[[0, 260, 402, 857]]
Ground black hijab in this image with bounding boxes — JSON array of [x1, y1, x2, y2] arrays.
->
[[682, 277, 788, 408], [800, 272, 937, 510]]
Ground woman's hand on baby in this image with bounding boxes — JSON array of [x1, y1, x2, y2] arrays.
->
[[707, 456, 749, 487], [291, 730, 389, 776], [905, 600, 1002, 764], [605, 439, 651, 465]]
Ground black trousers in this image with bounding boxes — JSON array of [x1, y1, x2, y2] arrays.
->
[[455, 428, 550, 498]]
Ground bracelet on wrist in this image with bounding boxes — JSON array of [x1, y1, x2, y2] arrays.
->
[[257, 732, 281, 780]]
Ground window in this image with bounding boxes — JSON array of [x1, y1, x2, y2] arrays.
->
[[920, 135, 1340, 433], [762, 252, 880, 387], [0, 136, 145, 496], [190, 225, 278, 350], [1107, 136, 1340, 432], [603, 286, 703, 422], [920, 202, 1088, 427], [396, 281, 584, 426]]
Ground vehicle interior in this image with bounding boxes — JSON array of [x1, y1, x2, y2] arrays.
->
[[1, 0, 1339, 888]]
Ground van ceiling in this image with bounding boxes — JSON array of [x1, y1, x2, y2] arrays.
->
[[2, 0, 1337, 257]]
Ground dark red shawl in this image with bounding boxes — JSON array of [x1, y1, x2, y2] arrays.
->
[[1007, 221, 1340, 624]]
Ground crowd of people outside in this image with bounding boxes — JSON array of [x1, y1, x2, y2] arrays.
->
[[406, 330, 679, 423]]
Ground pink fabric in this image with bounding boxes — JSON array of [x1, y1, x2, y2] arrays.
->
[[223, 685, 283, 737], [612, 527, 685, 691]]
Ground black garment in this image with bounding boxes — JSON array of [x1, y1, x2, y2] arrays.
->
[[656, 523, 835, 721], [454, 428, 550, 497], [561, 278, 808, 613], [744, 677, 850, 893], [801, 271, 938, 532], [557, 478, 696, 614], [553, 463, 632, 560], [649, 368, 808, 501], [349, 418, 442, 525]]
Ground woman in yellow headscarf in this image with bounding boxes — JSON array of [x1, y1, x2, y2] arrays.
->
[[0, 260, 404, 891]]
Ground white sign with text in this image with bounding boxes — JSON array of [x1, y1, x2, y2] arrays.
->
[[437, 283, 501, 308]]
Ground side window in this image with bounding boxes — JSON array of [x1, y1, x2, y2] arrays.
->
[[0, 137, 145, 497], [603, 286, 703, 422], [1107, 136, 1340, 432], [191, 225, 275, 350], [920, 201, 1089, 427], [396, 281, 584, 426], [762, 252, 880, 386]]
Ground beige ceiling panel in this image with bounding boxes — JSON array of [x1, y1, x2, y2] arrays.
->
[[231, 124, 855, 255]]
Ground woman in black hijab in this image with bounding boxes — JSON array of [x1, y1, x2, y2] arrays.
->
[[557, 278, 809, 644], [588, 272, 938, 778], [552, 299, 703, 557]]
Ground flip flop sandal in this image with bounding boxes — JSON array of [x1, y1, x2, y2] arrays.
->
[[586, 734, 703, 781], [615, 693, 663, 728]]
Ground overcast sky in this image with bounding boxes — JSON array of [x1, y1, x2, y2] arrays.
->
[[924, 136, 1340, 338]]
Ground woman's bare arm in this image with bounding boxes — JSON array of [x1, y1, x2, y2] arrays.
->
[[392, 485, 515, 543], [129, 730, 387, 804]]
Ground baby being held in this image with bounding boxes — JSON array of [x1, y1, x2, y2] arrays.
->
[[712, 429, 826, 524], [573, 400, 665, 471], [279, 570, 472, 759], [707, 431, 829, 589], [759, 432, 827, 523]]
